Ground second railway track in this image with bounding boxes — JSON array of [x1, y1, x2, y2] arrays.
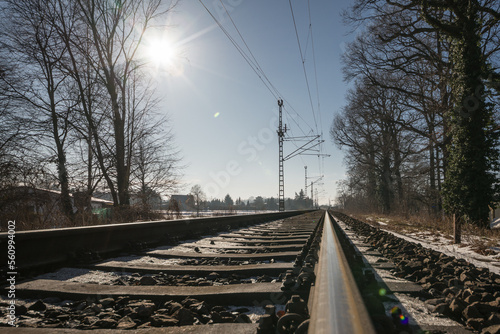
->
[[2, 210, 349, 333]]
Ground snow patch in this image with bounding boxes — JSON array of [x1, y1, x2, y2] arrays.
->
[[491, 218, 500, 229], [385, 230, 500, 274], [226, 304, 285, 323], [384, 293, 462, 327], [36, 268, 129, 284]]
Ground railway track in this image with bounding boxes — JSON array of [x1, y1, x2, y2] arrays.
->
[[1, 210, 376, 333]]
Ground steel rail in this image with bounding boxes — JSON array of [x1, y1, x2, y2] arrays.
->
[[308, 211, 375, 333]]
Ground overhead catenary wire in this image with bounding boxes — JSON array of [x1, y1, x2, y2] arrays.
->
[[307, 0, 322, 134], [218, 0, 316, 138], [302, 0, 326, 190], [288, 0, 319, 135], [199, 0, 317, 139], [288, 0, 328, 202], [198, 0, 280, 101], [217, 0, 282, 101], [198, 0, 327, 202], [288, 0, 326, 168], [307, 0, 326, 172], [215, 0, 316, 139]]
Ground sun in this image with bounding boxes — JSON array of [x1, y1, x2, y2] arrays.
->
[[144, 37, 183, 75], [147, 38, 175, 65], [147, 39, 175, 65]]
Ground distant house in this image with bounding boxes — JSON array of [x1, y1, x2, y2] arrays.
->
[[92, 191, 164, 210], [168, 195, 195, 212], [0, 186, 113, 218], [490, 205, 500, 224]]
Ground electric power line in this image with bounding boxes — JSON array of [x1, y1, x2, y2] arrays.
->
[[198, 0, 280, 100], [218, 0, 282, 100], [288, 0, 318, 135], [200, 0, 318, 139], [307, 0, 323, 136], [198, 0, 328, 201]]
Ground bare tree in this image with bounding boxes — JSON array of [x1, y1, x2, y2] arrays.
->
[[131, 132, 181, 209], [1, 0, 183, 227], [189, 185, 206, 217], [50, 0, 114, 210], [331, 74, 428, 214], [0, 62, 24, 187], [1, 0, 75, 219], [75, 0, 176, 206], [338, 0, 500, 223]]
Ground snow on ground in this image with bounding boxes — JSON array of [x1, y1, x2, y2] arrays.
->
[[226, 304, 285, 323], [110, 255, 184, 266], [152, 221, 286, 255], [36, 268, 129, 284], [383, 293, 463, 327], [381, 228, 500, 275], [338, 218, 477, 330], [491, 218, 500, 229], [184, 239, 244, 247]]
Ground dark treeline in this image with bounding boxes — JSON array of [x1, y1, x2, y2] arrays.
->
[[208, 190, 314, 211], [331, 0, 500, 227], [0, 0, 181, 226], [183, 186, 314, 216]]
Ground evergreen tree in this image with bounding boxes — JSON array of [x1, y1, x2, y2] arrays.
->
[[224, 194, 234, 207], [421, 1, 500, 226]]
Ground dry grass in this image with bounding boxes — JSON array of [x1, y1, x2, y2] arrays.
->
[[352, 212, 500, 256], [0, 205, 166, 232]]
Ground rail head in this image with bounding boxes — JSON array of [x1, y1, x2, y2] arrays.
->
[[308, 211, 375, 334]]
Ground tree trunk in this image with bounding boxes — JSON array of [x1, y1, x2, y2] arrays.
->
[[453, 214, 461, 244], [442, 1, 498, 226], [48, 73, 73, 221]]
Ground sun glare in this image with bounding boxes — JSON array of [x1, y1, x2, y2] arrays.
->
[[148, 40, 174, 65], [145, 37, 183, 76]]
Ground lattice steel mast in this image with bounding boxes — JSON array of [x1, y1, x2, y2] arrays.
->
[[277, 99, 287, 211]]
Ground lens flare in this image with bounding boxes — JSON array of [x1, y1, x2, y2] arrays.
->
[[390, 306, 409, 325]]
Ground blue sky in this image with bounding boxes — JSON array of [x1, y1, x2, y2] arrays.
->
[[146, 0, 354, 204]]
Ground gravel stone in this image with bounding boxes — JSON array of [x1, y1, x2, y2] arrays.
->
[[129, 302, 156, 318], [28, 300, 47, 311], [482, 324, 500, 334], [465, 294, 482, 304], [99, 298, 115, 308], [95, 318, 117, 328], [150, 314, 178, 327], [139, 276, 157, 285], [468, 318, 486, 331], [173, 307, 194, 326], [116, 316, 137, 329], [449, 298, 467, 317]]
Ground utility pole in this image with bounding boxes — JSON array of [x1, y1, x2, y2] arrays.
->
[[277, 99, 287, 212], [304, 166, 308, 195], [275, 100, 327, 212], [310, 181, 314, 206], [309, 175, 323, 209]]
